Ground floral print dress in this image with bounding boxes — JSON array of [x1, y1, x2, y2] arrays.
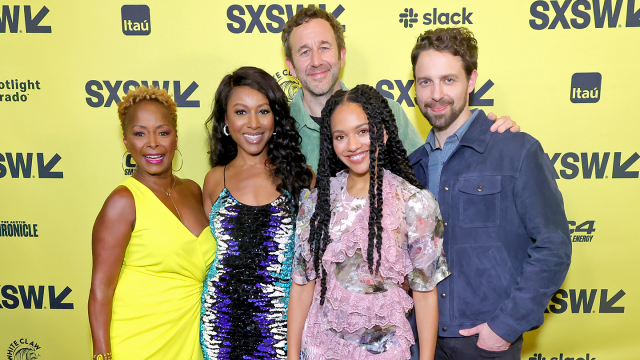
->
[[292, 170, 450, 360]]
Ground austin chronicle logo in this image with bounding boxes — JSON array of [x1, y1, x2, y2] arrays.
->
[[272, 69, 301, 103], [7, 339, 41, 360], [570, 72, 601, 103], [121, 5, 151, 35]]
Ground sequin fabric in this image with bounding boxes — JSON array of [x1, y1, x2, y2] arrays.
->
[[293, 170, 450, 360], [201, 188, 295, 360]]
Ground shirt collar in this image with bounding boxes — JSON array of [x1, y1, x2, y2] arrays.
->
[[290, 81, 349, 131], [424, 108, 479, 151]]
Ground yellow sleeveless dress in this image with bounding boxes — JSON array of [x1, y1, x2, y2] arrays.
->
[[110, 177, 216, 360]]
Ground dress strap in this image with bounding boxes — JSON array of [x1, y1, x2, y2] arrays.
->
[[223, 165, 227, 188]]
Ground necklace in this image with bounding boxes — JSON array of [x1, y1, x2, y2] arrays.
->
[[147, 175, 183, 223]]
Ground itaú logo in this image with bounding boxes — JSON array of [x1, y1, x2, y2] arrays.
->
[[121, 4, 151, 35]]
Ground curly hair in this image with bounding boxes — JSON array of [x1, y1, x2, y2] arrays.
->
[[310, 84, 422, 305], [281, 5, 345, 62], [411, 27, 478, 79], [117, 85, 178, 133], [205, 66, 312, 210]]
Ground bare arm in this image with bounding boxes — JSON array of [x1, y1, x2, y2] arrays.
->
[[414, 287, 439, 360], [88, 186, 135, 355], [287, 280, 315, 360]]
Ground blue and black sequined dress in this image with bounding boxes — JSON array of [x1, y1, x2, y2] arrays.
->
[[200, 186, 295, 360]]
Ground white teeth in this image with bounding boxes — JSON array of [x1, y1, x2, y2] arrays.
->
[[145, 155, 163, 159], [244, 134, 262, 139], [349, 153, 366, 160]]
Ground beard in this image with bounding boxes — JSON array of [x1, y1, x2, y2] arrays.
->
[[297, 64, 341, 97], [419, 96, 466, 130]]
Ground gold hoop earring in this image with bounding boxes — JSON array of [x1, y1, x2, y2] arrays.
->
[[223, 125, 230, 136], [173, 149, 184, 172]]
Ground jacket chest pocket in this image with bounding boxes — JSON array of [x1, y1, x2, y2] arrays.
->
[[457, 176, 501, 227]]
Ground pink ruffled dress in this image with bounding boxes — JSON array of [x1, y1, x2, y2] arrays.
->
[[293, 170, 450, 360]]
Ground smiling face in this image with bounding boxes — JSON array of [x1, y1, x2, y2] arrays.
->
[[225, 86, 275, 158], [331, 102, 374, 176], [123, 100, 177, 175], [286, 18, 346, 97], [414, 49, 477, 131]]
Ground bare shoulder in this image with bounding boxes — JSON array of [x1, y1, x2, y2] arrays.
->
[[102, 185, 135, 214], [179, 177, 203, 198], [94, 185, 135, 232], [203, 166, 225, 194]]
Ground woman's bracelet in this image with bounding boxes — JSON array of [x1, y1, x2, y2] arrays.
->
[[93, 353, 112, 360]]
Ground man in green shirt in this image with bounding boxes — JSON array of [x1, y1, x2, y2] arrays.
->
[[280, 6, 515, 172]]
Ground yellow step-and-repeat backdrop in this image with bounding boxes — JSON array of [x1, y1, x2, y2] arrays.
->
[[1, 0, 638, 358]]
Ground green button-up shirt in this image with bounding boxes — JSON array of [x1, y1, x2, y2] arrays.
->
[[289, 81, 424, 172]]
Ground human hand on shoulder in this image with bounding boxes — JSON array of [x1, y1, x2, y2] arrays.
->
[[487, 112, 520, 133]]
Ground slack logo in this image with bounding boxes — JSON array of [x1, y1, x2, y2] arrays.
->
[[571, 72, 601, 103], [121, 5, 151, 35]]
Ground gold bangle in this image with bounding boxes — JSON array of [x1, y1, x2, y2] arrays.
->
[[93, 353, 112, 360]]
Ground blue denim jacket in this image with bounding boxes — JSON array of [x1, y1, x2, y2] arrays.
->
[[409, 110, 571, 342]]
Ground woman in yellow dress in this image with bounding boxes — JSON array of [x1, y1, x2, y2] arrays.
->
[[88, 86, 216, 360]]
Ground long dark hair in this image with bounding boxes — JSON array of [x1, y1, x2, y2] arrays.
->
[[205, 66, 312, 209], [310, 84, 422, 305]]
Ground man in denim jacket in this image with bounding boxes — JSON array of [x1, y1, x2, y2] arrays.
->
[[408, 27, 571, 360]]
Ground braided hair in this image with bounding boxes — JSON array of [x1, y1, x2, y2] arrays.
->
[[205, 66, 313, 211], [310, 84, 422, 305]]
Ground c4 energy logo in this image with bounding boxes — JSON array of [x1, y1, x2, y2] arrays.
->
[[571, 72, 601, 103], [0, 152, 63, 179], [0, 79, 42, 103], [0, 221, 38, 238], [376, 79, 494, 107], [85, 80, 200, 107], [398, 7, 473, 28], [122, 5, 151, 35], [530, 0, 640, 29], [546, 151, 639, 179], [530, 353, 597, 360], [123, 153, 136, 175], [227, 3, 345, 33], [0, 5, 51, 33], [0, 285, 73, 309], [272, 69, 301, 103], [545, 288, 625, 313], [568, 220, 595, 242], [7, 339, 41, 360]]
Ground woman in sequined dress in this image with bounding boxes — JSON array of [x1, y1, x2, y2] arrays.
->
[[287, 85, 450, 360], [200, 66, 314, 360]]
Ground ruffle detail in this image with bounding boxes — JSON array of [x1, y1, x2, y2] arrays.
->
[[314, 274, 414, 333], [302, 327, 412, 360], [323, 170, 419, 285]]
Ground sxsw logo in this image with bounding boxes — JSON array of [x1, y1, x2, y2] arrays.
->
[[0, 285, 73, 309], [0, 153, 63, 179], [545, 288, 625, 314], [122, 5, 151, 35], [530, 0, 640, 29], [85, 80, 200, 107], [376, 79, 494, 107], [227, 4, 345, 33], [399, 7, 473, 28], [0, 5, 51, 33], [546, 152, 638, 179], [571, 72, 601, 103]]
